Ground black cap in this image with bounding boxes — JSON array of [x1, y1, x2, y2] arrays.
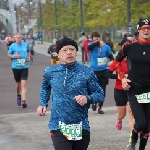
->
[[137, 18, 150, 30], [56, 36, 78, 53]]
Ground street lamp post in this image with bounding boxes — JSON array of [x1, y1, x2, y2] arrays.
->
[[39, 0, 43, 44], [79, 0, 84, 33], [127, 0, 131, 33], [29, 0, 33, 27], [20, 3, 24, 34], [54, 0, 58, 39]]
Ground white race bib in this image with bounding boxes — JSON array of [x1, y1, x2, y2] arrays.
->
[[135, 92, 150, 103], [59, 121, 82, 140], [97, 57, 107, 66], [17, 59, 26, 66]]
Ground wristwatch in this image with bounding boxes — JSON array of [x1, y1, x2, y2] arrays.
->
[[86, 96, 92, 104]]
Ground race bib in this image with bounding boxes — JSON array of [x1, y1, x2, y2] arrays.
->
[[97, 57, 107, 66], [135, 92, 150, 103], [59, 121, 82, 140], [17, 59, 26, 66]]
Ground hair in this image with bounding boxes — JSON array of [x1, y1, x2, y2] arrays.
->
[[91, 32, 100, 40], [81, 32, 85, 35], [15, 32, 22, 37]]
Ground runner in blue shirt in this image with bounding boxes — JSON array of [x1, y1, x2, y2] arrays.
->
[[88, 32, 114, 114], [7, 33, 31, 108]]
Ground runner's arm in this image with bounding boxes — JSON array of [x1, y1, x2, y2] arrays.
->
[[27, 44, 31, 58], [115, 44, 128, 80], [7, 45, 14, 59], [105, 60, 117, 79], [88, 42, 99, 50], [105, 70, 117, 79], [39, 67, 51, 107]]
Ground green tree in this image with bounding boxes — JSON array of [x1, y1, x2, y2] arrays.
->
[[42, 0, 55, 30]]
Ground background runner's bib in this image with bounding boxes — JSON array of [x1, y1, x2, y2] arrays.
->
[[97, 57, 107, 66], [135, 92, 150, 103], [59, 121, 82, 140], [17, 59, 26, 66]]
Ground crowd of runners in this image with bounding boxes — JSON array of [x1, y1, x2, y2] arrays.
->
[[2, 18, 150, 150]]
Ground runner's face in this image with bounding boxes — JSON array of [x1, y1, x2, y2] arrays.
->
[[139, 25, 150, 40], [58, 45, 77, 65], [92, 37, 100, 43], [15, 35, 22, 44]]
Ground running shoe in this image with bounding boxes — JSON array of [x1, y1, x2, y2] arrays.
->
[[22, 100, 27, 108], [92, 104, 97, 111], [17, 95, 21, 106], [126, 142, 136, 150], [98, 108, 104, 114], [126, 133, 132, 149], [116, 119, 122, 130]]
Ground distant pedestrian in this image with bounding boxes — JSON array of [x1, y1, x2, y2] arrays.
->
[[105, 36, 115, 54], [47, 38, 59, 65], [83, 35, 91, 64], [78, 32, 86, 63]]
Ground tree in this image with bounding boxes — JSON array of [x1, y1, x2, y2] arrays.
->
[[42, 0, 55, 30]]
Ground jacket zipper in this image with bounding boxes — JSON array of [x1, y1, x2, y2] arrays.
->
[[63, 67, 68, 88]]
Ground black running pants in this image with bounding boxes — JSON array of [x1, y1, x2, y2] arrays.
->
[[127, 90, 150, 134]]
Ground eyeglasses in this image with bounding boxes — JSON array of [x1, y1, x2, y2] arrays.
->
[[140, 26, 150, 31], [60, 47, 76, 53]]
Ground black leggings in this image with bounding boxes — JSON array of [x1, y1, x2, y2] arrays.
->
[[127, 90, 150, 134]]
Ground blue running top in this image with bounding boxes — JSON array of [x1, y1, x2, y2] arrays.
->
[[88, 42, 112, 71], [39, 62, 104, 131], [7, 42, 30, 69]]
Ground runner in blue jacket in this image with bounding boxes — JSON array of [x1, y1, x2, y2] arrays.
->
[[37, 36, 104, 150]]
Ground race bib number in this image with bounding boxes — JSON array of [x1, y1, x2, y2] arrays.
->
[[97, 57, 107, 66], [17, 59, 26, 66], [59, 121, 82, 140], [135, 92, 150, 103]]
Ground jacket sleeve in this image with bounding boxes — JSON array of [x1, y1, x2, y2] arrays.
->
[[105, 70, 117, 79], [88, 42, 99, 50], [115, 43, 128, 80], [87, 71, 104, 104], [47, 45, 52, 54], [39, 67, 51, 106]]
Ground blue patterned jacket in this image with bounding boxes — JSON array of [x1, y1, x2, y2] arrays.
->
[[39, 61, 104, 131]]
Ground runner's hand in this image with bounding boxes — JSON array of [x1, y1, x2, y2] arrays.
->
[[37, 106, 47, 116], [74, 95, 87, 106], [14, 53, 21, 58], [122, 77, 131, 90], [26, 57, 31, 62]]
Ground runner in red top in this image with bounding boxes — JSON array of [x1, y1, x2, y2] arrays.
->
[[106, 59, 134, 148]]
